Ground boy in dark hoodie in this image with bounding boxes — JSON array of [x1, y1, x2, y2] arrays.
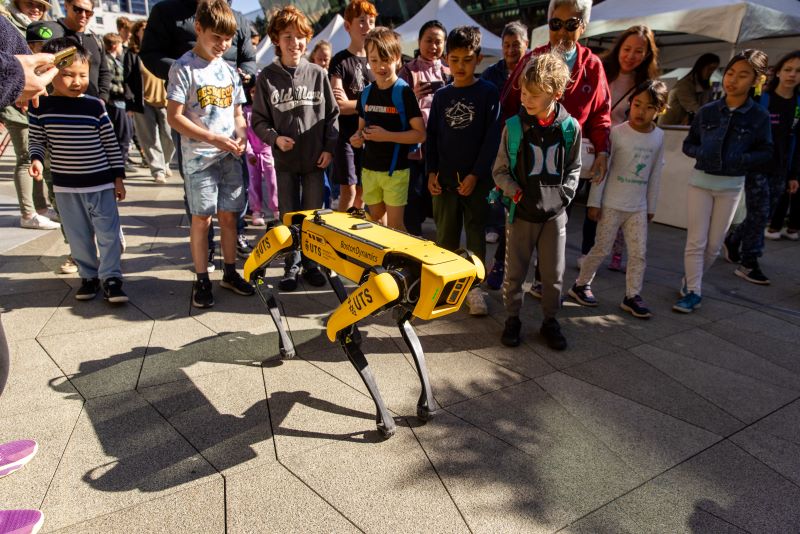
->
[[251, 5, 339, 291], [493, 52, 581, 351]]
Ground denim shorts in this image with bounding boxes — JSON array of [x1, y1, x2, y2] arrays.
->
[[184, 154, 245, 216]]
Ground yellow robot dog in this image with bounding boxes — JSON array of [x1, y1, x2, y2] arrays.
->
[[244, 209, 484, 438]]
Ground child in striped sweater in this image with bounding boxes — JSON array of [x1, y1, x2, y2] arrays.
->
[[28, 39, 129, 303]]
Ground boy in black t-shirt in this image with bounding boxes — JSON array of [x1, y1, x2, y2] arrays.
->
[[350, 27, 425, 230], [330, 0, 377, 212]]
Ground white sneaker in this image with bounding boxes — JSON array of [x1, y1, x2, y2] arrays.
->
[[20, 214, 60, 230], [154, 172, 167, 184], [60, 256, 78, 274], [37, 208, 60, 222], [781, 229, 799, 241], [466, 287, 488, 316], [764, 228, 782, 240]]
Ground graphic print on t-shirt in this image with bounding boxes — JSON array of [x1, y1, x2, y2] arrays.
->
[[270, 86, 323, 112], [444, 98, 475, 129], [197, 85, 234, 108]]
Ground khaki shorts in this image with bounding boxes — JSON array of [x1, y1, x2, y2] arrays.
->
[[361, 168, 410, 207]]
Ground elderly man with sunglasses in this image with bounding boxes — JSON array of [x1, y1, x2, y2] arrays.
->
[[56, 0, 110, 103], [501, 0, 611, 182]]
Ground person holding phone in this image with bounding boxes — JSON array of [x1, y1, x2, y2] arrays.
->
[[398, 19, 449, 236], [28, 38, 130, 304]]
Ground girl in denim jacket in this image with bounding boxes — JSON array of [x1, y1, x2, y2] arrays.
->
[[674, 49, 773, 314]]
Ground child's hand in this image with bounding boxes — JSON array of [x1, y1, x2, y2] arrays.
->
[[587, 207, 602, 221], [235, 137, 247, 156], [115, 178, 126, 201], [457, 174, 477, 197], [428, 173, 442, 196], [789, 179, 799, 194], [29, 160, 43, 181], [590, 153, 608, 184], [362, 125, 389, 142], [647, 213, 654, 222], [211, 134, 242, 154], [513, 189, 523, 203], [349, 131, 364, 148], [332, 87, 348, 103], [413, 82, 432, 100], [276, 136, 295, 152], [317, 151, 332, 169]]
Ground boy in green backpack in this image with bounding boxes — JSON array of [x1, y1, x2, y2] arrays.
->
[[492, 52, 581, 351]]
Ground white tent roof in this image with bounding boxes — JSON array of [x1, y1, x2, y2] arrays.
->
[[395, 0, 503, 57], [530, 0, 800, 68], [308, 15, 349, 56], [255, 38, 275, 70]]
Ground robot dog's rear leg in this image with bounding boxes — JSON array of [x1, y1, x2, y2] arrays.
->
[[339, 330, 397, 438], [326, 269, 395, 437], [398, 311, 440, 421], [254, 276, 295, 359]]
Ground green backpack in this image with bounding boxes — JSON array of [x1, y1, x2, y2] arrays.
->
[[488, 114, 578, 223]]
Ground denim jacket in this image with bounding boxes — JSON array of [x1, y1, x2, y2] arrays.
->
[[683, 98, 773, 176]]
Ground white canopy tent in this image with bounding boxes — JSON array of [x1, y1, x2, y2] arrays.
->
[[255, 14, 349, 70], [394, 0, 503, 57], [530, 0, 800, 68]]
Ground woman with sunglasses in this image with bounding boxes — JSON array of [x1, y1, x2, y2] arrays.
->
[[577, 25, 660, 272], [495, 0, 611, 297], [1, 0, 62, 230]]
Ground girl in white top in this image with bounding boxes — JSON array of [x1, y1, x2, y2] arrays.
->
[[569, 81, 668, 319]]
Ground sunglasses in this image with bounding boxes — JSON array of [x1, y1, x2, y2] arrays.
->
[[71, 4, 94, 17], [548, 17, 583, 32]]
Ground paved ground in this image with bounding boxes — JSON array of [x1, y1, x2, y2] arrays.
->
[[1, 148, 800, 533]]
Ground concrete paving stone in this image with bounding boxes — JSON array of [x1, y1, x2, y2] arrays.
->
[[702, 310, 800, 375], [0, 403, 83, 509], [36, 292, 152, 338], [0, 229, 64, 263], [467, 342, 556, 379], [189, 283, 291, 336], [262, 356, 385, 459], [535, 372, 721, 477], [638, 440, 800, 532], [633, 346, 799, 427], [0, 338, 80, 417], [40, 391, 219, 531], [37, 322, 152, 398], [729, 399, 800, 486], [0, 287, 69, 341], [412, 411, 628, 533], [122, 268, 195, 321], [139, 328, 286, 388], [763, 295, 800, 326], [0, 258, 70, 297], [650, 329, 800, 391], [563, 350, 744, 436], [226, 463, 360, 534], [48, 478, 224, 534], [282, 425, 469, 533], [139, 366, 275, 474], [562, 482, 747, 534]]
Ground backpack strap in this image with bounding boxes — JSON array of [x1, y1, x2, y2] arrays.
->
[[388, 78, 409, 176]]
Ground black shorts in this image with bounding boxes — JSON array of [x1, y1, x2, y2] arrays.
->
[[333, 137, 363, 186]]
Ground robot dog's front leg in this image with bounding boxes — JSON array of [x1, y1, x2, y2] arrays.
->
[[244, 225, 297, 359], [326, 271, 401, 438], [396, 309, 440, 421]]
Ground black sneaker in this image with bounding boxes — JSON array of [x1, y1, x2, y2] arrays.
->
[[102, 277, 129, 303], [279, 266, 299, 291], [501, 316, 522, 347], [568, 283, 598, 306], [540, 318, 567, 351], [722, 237, 741, 264], [220, 272, 255, 296], [192, 279, 215, 308], [75, 278, 100, 301], [236, 234, 253, 259], [302, 266, 327, 287], [207, 248, 216, 273], [735, 263, 770, 285], [620, 295, 652, 319]]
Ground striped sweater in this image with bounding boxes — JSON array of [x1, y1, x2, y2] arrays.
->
[[28, 95, 125, 189]]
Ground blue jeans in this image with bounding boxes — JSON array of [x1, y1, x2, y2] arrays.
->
[[56, 189, 122, 280]]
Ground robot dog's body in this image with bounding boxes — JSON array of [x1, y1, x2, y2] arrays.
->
[[244, 209, 484, 437]]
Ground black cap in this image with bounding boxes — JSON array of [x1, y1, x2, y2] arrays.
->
[[26, 21, 65, 43]]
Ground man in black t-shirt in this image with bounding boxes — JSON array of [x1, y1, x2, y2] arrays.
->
[[330, 0, 377, 211]]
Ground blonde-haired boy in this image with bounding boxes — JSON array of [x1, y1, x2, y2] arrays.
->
[[493, 52, 581, 350]]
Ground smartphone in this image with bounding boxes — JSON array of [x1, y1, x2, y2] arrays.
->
[[53, 46, 77, 69], [427, 80, 445, 93]]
